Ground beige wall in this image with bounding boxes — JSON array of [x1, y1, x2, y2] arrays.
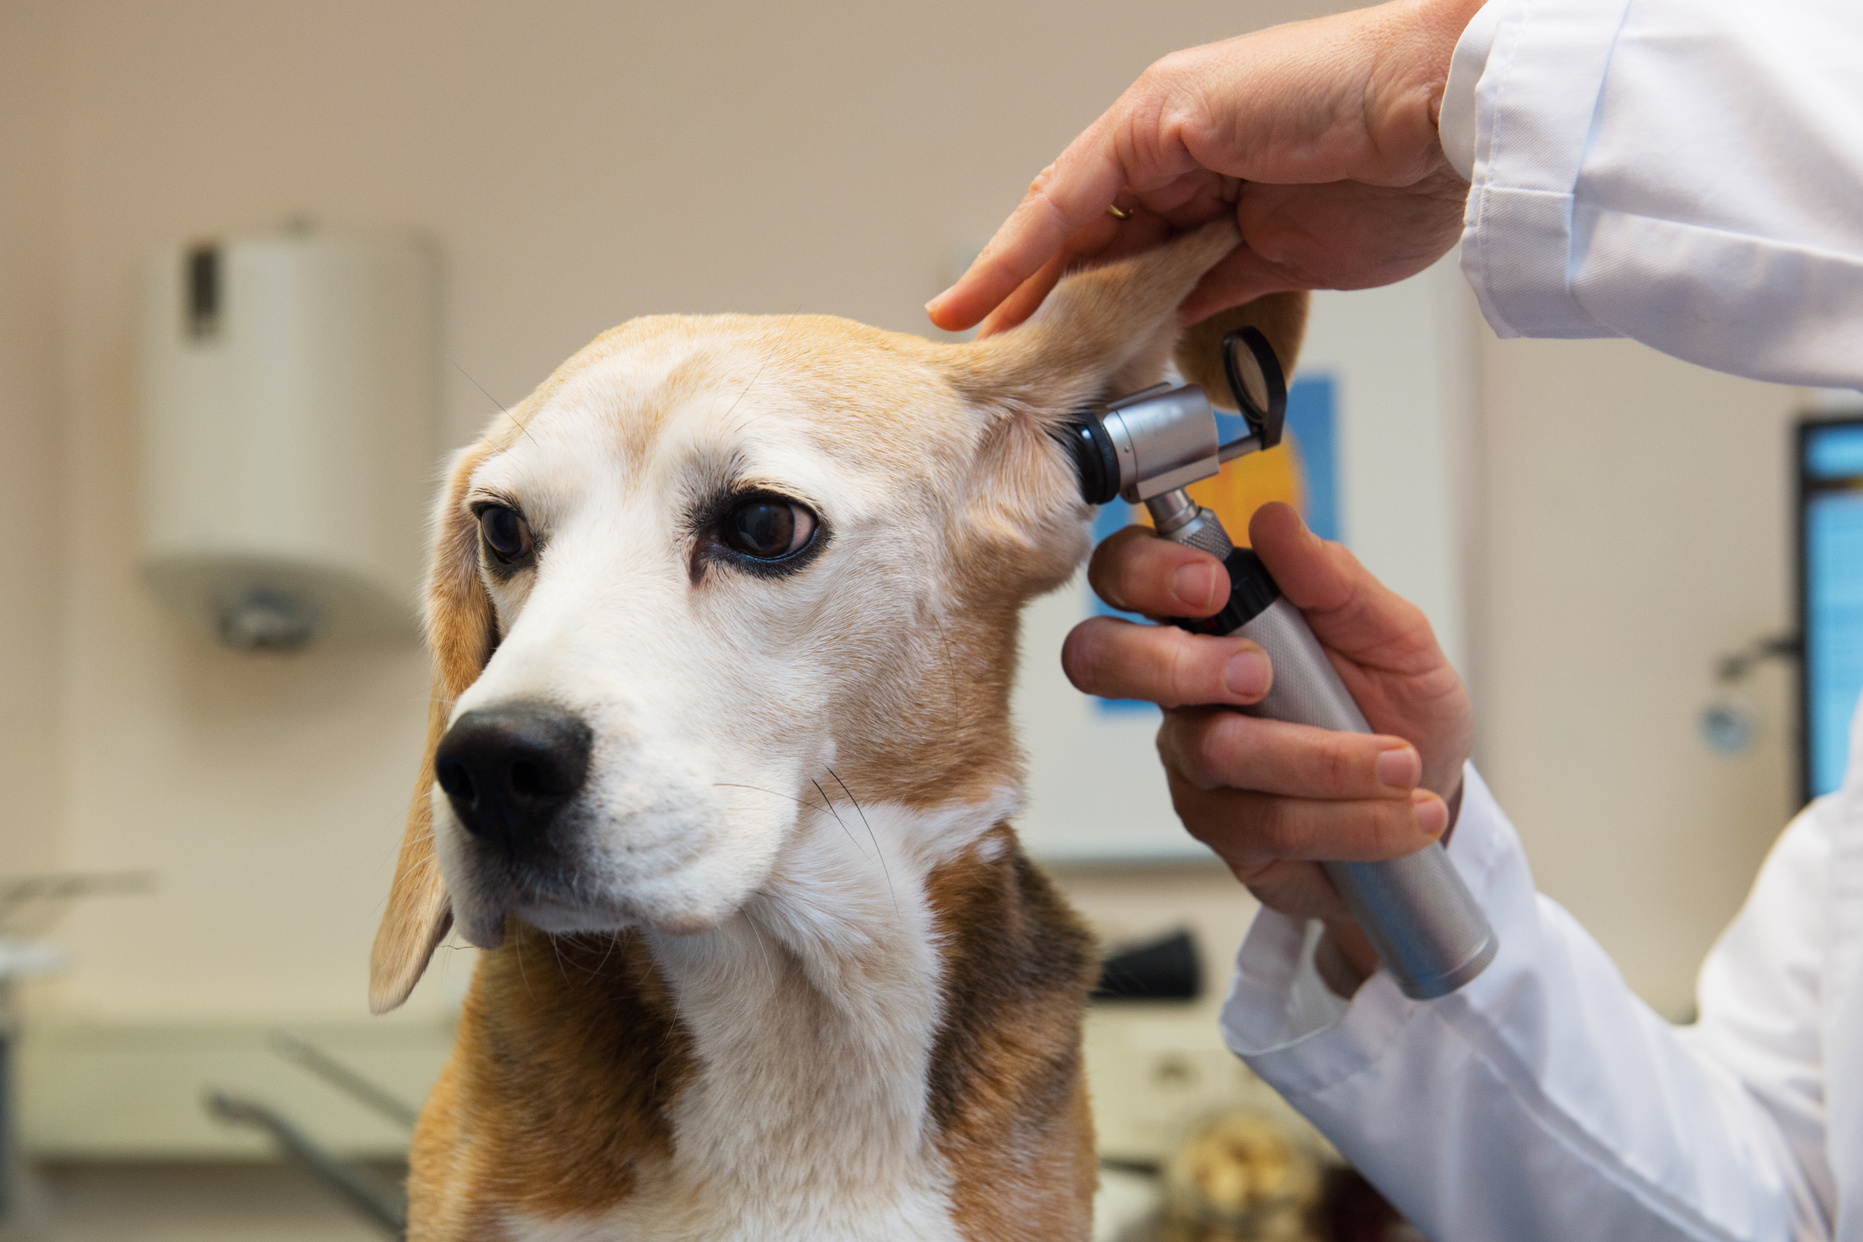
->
[[0, 0, 65, 882], [7, 0, 1808, 1030], [23, 0, 1339, 1023], [1471, 334, 1803, 1017]]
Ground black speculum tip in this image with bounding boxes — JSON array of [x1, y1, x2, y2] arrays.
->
[[1055, 411, 1121, 505]]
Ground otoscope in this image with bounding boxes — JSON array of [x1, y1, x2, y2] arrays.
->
[[1057, 331, 1497, 999]]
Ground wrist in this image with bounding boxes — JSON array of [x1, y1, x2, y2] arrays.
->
[[1317, 919, 1376, 996], [1364, 0, 1490, 176], [1443, 774, 1465, 842]]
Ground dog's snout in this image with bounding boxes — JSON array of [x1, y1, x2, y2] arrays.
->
[[434, 702, 592, 846]]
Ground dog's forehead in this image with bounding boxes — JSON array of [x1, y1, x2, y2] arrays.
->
[[478, 315, 972, 497]]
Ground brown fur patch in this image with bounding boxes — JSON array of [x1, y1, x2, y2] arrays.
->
[[925, 825, 1100, 1241], [408, 923, 694, 1237]]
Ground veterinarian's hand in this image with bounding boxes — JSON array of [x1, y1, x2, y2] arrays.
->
[[925, 0, 1483, 334], [1060, 502, 1471, 971]]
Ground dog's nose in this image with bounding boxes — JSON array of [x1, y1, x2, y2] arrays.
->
[[433, 702, 592, 846]]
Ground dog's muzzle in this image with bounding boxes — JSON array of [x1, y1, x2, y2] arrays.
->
[[434, 701, 592, 849]]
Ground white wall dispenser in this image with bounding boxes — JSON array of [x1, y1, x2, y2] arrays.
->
[[137, 230, 436, 652]]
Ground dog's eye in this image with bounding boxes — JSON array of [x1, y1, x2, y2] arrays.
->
[[477, 505, 534, 564], [721, 499, 817, 560]]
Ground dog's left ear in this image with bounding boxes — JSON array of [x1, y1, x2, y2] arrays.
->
[[370, 440, 498, 1015], [946, 218, 1309, 419]]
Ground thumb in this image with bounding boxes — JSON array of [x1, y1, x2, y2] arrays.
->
[[1247, 502, 1353, 611], [1247, 502, 1435, 666]]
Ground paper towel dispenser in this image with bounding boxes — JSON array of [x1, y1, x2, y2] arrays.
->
[[137, 230, 436, 651]]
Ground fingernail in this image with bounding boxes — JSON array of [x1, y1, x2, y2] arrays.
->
[[1412, 790, 1448, 837], [1223, 650, 1271, 699], [1172, 562, 1218, 611], [1375, 746, 1420, 790], [925, 293, 948, 314]]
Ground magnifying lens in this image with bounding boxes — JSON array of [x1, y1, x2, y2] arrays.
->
[[1218, 328, 1288, 461]]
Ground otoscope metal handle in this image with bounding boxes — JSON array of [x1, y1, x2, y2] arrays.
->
[[1159, 506, 1498, 999]]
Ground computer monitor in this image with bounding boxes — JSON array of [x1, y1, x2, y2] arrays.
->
[[1799, 415, 1863, 801]]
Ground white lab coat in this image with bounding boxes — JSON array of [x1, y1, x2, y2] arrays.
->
[[1222, 1, 1863, 1238]]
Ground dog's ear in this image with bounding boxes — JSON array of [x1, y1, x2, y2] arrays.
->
[[369, 441, 498, 1015], [946, 218, 1307, 416], [935, 221, 1310, 593]]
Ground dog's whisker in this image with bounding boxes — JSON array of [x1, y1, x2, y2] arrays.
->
[[514, 927, 535, 1000], [829, 768, 897, 917], [812, 778, 871, 861], [711, 782, 830, 813], [718, 358, 769, 429], [549, 934, 574, 986], [744, 911, 777, 980], [451, 357, 540, 450], [926, 606, 964, 725], [590, 928, 622, 980]]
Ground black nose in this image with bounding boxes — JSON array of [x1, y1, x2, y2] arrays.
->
[[433, 702, 592, 846]]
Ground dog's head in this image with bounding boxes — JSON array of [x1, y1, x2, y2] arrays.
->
[[370, 221, 1307, 1012]]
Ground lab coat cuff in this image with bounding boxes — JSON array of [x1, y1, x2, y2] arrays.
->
[[1438, 0, 1500, 182], [1220, 765, 1521, 1095], [1460, 0, 1633, 340]]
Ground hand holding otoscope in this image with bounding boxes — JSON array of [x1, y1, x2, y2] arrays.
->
[[1058, 331, 1496, 998]]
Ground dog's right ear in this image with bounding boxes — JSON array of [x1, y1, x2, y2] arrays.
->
[[369, 440, 498, 1015]]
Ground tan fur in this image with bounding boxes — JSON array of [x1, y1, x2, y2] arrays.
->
[[372, 221, 1308, 1239]]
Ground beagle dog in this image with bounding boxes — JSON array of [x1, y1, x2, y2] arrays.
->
[[369, 219, 1307, 1240]]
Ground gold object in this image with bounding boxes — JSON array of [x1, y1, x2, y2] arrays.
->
[[1161, 1111, 1325, 1242], [1107, 204, 1134, 222]]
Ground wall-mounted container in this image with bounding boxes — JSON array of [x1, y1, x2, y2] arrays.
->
[[138, 231, 436, 651]]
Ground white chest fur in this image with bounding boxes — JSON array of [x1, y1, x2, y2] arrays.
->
[[503, 791, 1019, 1242]]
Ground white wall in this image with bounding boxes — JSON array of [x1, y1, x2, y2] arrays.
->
[[6, 0, 1807, 1036]]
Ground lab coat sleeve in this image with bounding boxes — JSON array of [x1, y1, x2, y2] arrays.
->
[[1455, 0, 1863, 388], [1221, 767, 1832, 1242]]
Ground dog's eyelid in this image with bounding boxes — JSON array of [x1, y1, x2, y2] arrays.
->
[[466, 490, 523, 515]]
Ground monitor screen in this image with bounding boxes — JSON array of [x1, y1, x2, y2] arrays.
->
[[1800, 418, 1863, 799]]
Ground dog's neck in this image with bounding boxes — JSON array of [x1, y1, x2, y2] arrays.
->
[[424, 779, 1098, 1239]]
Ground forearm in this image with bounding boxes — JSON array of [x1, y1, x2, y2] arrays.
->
[[1223, 768, 1822, 1242]]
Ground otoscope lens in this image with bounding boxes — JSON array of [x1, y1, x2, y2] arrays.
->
[[1232, 349, 1269, 414]]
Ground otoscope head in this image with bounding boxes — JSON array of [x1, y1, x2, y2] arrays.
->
[[1055, 325, 1292, 506]]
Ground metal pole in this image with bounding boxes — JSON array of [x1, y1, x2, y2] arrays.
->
[[0, 977, 18, 1225]]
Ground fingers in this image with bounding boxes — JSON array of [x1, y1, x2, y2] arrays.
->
[[1086, 525, 1228, 616], [975, 205, 1178, 337], [975, 251, 1070, 339], [1158, 708, 1421, 801], [1154, 710, 1448, 925], [1168, 770, 1449, 868], [927, 138, 1132, 331], [1063, 617, 1272, 708]]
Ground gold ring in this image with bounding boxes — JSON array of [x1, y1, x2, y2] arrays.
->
[[1106, 204, 1133, 222]]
